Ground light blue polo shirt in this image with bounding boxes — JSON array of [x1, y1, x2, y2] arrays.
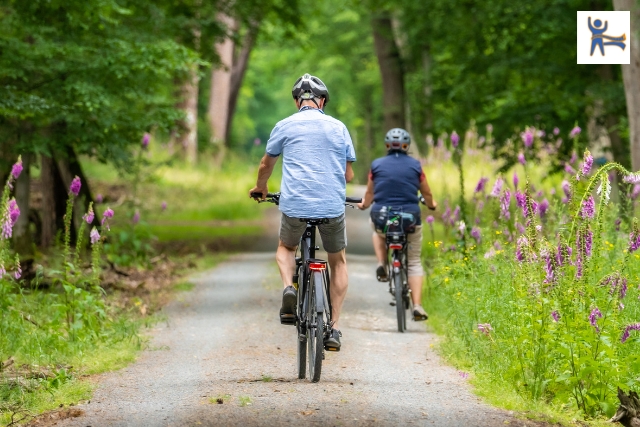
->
[[266, 108, 356, 219]]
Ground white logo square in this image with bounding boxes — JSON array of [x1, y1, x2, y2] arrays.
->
[[577, 11, 630, 64]]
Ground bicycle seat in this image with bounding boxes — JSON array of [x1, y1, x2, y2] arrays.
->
[[386, 232, 406, 244], [300, 218, 330, 225]]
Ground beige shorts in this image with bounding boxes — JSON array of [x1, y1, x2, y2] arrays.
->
[[372, 222, 424, 277], [280, 213, 346, 253]]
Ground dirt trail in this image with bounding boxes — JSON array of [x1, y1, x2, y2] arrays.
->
[[57, 207, 545, 427]]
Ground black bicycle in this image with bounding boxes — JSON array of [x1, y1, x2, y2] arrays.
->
[[251, 192, 361, 382], [379, 209, 414, 332]]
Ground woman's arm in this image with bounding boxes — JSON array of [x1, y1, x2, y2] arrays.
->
[[420, 177, 437, 210], [357, 176, 374, 210]]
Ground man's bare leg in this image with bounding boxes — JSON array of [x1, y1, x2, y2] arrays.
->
[[408, 275, 423, 305], [276, 240, 296, 289], [327, 249, 348, 330]]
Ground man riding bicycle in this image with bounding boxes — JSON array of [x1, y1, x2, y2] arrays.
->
[[357, 128, 437, 321], [249, 73, 356, 351]]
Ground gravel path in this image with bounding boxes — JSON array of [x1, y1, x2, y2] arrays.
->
[[58, 207, 545, 427]]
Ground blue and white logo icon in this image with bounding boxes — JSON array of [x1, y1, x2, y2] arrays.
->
[[577, 11, 630, 64], [588, 17, 626, 56]]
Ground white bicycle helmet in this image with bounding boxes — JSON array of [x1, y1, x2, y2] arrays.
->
[[385, 128, 411, 152], [292, 73, 330, 107]]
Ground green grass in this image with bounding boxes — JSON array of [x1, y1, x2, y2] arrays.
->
[[149, 224, 262, 242]]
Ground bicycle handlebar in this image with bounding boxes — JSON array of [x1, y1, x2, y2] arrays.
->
[[251, 192, 362, 205], [419, 195, 436, 211]]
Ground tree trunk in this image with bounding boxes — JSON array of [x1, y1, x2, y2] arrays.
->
[[176, 64, 200, 165], [225, 24, 259, 143], [13, 153, 32, 255], [40, 155, 59, 248], [208, 14, 236, 161], [372, 14, 406, 132], [614, 0, 640, 171]]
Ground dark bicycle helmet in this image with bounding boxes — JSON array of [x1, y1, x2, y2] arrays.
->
[[385, 128, 411, 152], [292, 73, 330, 106]]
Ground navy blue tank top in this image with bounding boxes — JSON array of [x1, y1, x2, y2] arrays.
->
[[370, 152, 424, 225]]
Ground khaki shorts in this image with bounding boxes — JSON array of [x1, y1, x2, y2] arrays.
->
[[372, 222, 424, 277], [280, 213, 347, 253]]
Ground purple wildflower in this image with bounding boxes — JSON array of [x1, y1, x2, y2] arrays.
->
[[494, 241, 503, 250], [69, 176, 81, 196], [161, 201, 167, 211], [551, 311, 560, 322], [561, 180, 571, 198], [11, 157, 23, 180], [142, 133, 151, 148], [564, 163, 576, 175], [516, 236, 528, 262], [581, 150, 593, 176], [475, 177, 489, 193], [132, 210, 140, 224], [1, 218, 10, 239], [470, 227, 481, 244], [90, 227, 100, 244], [522, 130, 534, 148], [500, 189, 511, 220], [451, 131, 460, 148], [8, 199, 20, 226], [101, 207, 114, 230], [451, 206, 461, 226], [589, 307, 603, 332], [516, 222, 526, 234], [459, 371, 469, 379], [570, 151, 577, 164], [543, 249, 555, 283], [629, 230, 640, 253], [538, 199, 549, 217], [569, 126, 581, 138], [513, 172, 519, 190], [83, 206, 94, 224], [517, 152, 526, 165], [442, 206, 451, 224], [631, 184, 640, 200], [615, 218, 622, 231], [581, 196, 595, 219], [623, 173, 640, 184], [553, 127, 560, 135], [14, 265, 21, 280], [426, 215, 434, 224], [96, 193, 103, 203], [621, 323, 640, 343], [585, 228, 593, 257], [478, 323, 493, 335], [490, 178, 504, 197]]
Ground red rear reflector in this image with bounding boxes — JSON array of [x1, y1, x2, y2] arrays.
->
[[309, 262, 326, 270], [389, 244, 403, 250], [393, 260, 401, 268]]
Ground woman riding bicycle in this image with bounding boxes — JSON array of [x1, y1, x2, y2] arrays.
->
[[357, 128, 437, 321]]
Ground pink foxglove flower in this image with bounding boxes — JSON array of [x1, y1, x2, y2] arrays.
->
[[522, 129, 534, 148], [490, 178, 503, 197], [474, 177, 489, 193], [11, 156, 23, 180], [569, 126, 581, 138], [425, 215, 434, 224], [69, 176, 81, 196], [553, 127, 560, 135], [551, 311, 560, 322], [517, 152, 526, 165], [132, 210, 140, 224], [589, 307, 602, 332], [142, 133, 151, 148], [451, 131, 460, 148], [581, 150, 593, 176], [90, 227, 100, 244], [161, 201, 167, 211], [581, 196, 595, 219], [83, 206, 95, 224], [621, 323, 640, 343]]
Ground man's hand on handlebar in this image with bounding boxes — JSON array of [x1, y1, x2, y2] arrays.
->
[[249, 186, 268, 201], [419, 195, 437, 211]]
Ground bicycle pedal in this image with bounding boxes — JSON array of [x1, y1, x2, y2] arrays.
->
[[324, 346, 340, 352], [279, 314, 296, 325]]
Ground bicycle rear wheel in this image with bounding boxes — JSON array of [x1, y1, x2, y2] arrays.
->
[[308, 271, 324, 382], [296, 272, 306, 379], [394, 270, 406, 332]]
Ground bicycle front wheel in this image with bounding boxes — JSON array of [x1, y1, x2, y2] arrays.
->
[[394, 270, 406, 332], [308, 271, 324, 382]]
